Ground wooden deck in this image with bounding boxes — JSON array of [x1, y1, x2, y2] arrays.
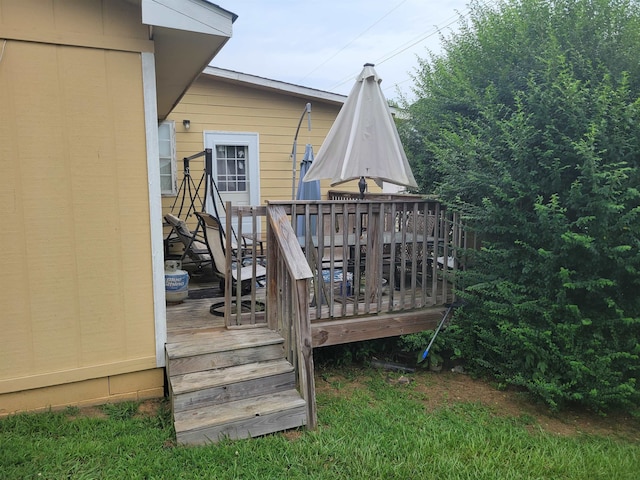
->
[[167, 298, 226, 341], [164, 195, 470, 443], [167, 282, 448, 348]]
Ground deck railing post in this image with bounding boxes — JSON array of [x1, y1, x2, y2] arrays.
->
[[224, 203, 233, 327], [266, 207, 278, 331], [293, 277, 316, 429]]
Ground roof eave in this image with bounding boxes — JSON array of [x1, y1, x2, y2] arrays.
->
[[202, 66, 348, 106], [142, 0, 237, 120]]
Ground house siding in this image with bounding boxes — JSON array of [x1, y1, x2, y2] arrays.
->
[[0, 0, 161, 412], [163, 75, 361, 222], [0, 369, 164, 415], [0, 0, 151, 53]]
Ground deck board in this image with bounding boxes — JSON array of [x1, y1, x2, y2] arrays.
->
[[167, 298, 225, 337]]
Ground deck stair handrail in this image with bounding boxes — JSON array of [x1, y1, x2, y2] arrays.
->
[[265, 204, 317, 430]]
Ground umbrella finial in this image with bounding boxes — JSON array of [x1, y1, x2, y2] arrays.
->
[[364, 62, 375, 67]]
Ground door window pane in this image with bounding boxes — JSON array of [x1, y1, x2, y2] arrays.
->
[[215, 145, 249, 192]]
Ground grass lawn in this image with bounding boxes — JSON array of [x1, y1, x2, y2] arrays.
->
[[1, 367, 638, 479]]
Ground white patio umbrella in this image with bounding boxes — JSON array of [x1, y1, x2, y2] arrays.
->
[[303, 63, 417, 195]]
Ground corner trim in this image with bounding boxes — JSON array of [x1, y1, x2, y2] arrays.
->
[[142, 52, 167, 368]]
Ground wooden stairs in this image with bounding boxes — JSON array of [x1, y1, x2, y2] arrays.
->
[[165, 326, 307, 445]]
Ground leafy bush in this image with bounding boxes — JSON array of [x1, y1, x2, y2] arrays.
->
[[314, 339, 395, 367], [397, 329, 462, 369], [402, 0, 640, 411]]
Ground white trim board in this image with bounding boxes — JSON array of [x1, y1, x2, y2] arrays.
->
[[142, 52, 168, 368]]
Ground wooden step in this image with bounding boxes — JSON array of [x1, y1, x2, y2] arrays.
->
[[166, 327, 284, 357], [165, 327, 285, 376], [174, 389, 307, 445], [170, 359, 295, 413]]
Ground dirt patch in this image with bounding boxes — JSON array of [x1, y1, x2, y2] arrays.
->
[[137, 398, 166, 416], [316, 367, 640, 442], [66, 406, 108, 420], [66, 398, 166, 421]]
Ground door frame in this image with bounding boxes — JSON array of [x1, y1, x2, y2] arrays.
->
[[203, 131, 261, 232]]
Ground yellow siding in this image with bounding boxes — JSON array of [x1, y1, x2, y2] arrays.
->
[[0, 37, 156, 397], [163, 76, 367, 224], [0, 0, 151, 53], [0, 369, 164, 416]]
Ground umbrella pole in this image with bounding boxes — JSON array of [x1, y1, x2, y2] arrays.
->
[[291, 103, 312, 199], [291, 140, 297, 200]]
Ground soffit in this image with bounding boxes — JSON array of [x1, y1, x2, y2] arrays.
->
[[141, 0, 237, 120]]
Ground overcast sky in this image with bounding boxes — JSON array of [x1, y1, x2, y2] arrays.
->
[[212, 0, 473, 100]]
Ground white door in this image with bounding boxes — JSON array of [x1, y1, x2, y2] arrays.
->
[[204, 132, 260, 234]]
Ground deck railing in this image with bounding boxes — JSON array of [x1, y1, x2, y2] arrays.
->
[[265, 205, 317, 429], [268, 195, 469, 319], [226, 196, 472, 323], [327, 190, 474, 309], [226, 195, 475, 326], [223, 205, 268, 327]]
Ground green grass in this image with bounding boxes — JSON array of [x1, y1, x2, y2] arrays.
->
[[1, 370, 638, 479]]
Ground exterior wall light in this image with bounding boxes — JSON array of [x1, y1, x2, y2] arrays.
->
[[183, 119, 190, 130]]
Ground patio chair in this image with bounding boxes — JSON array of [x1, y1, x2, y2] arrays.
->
[[164, 213, 212, 270], [394, 210, 437, 286], [194, 212, 266, 294]]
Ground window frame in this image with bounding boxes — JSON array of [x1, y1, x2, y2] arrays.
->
[[158, 120, 177, 196], [215, 144, 249, 193], [204, 131, 261, 232]]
